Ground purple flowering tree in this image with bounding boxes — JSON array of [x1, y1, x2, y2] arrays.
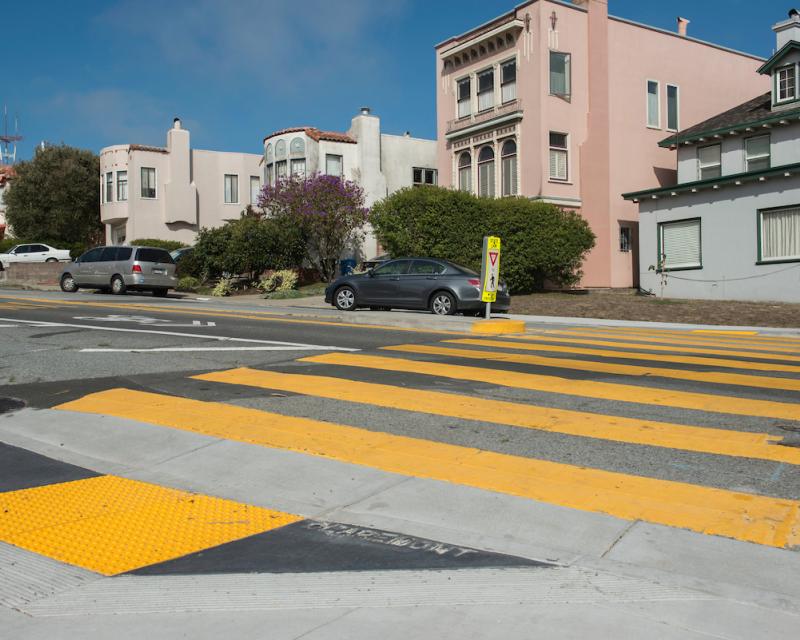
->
[[258, 173, 369, 282]]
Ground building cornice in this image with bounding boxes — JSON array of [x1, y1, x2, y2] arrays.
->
[[622, 161, 800, 202]]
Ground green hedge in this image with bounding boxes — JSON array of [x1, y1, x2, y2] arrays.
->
[[370, 187, 596, 293], [130, 238, 187, 252]]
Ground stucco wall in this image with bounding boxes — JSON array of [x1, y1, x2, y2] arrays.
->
[[638, 177, 800, 302], [380, 134, 438, 195]]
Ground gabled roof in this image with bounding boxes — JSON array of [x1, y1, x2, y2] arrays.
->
[[657, 92, 800, 148], [757, 40, 800, 74], [263, 127, 356, 144]]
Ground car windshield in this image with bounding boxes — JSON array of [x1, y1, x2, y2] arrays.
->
[[447, 261, 479, 276]]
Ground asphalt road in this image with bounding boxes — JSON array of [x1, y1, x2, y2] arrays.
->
[[1, 288, 799, 638]]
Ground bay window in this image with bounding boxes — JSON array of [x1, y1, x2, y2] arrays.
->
[[457, 78, 471, 118], [501, 59, 516, 103], [477, 69, 494, 112]]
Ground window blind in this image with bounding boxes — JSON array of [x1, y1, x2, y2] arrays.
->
[[762, 208, 800, 261], [661, 219, 701, 269]]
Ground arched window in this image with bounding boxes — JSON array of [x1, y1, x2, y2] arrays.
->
[[265, 143, 273, 162], [458, 152, 472, 192], [501, 139, 517, 196], [290, 137, 305, 155], [275, 139, 286, 158], [477, 146, 495, 198]]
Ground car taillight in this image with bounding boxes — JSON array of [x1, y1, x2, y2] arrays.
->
[[132, 264, 142, 273], [468, 278, 480, 287]]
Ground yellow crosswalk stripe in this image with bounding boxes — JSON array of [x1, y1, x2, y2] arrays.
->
[[302, 353, 800, 422], [507, 333, 800, 364], [548, 328, 800, 353], [194, 368, 800, 465], [0, 475, 301, 575], [389, 343, 800, 393], [562, 326, 800, 345], [55, 389, 800, 548], [448, 338, 800, 374]]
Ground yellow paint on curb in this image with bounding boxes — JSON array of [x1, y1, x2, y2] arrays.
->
[[302, 352, 800, 422], [194, 367, 800, 465], [692, 330, 759, 336], [55, 389, 800, 548], [0, 475, 301, 575], [471, 319, 526, 335]]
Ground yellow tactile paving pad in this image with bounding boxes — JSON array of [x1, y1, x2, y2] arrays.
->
[[0, 475, 301, 575]]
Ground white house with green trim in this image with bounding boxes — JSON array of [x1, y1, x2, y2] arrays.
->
[[623, 10, 800, 303]]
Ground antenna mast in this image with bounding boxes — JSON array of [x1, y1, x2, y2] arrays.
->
[[0, 106, 23, 165]]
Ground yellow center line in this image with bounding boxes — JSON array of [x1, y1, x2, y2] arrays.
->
[[301, 353, 800, 422], [447, 338, 800, 373], [505, 333, 800, 364], [0, 296, 468, 336], [406, 342, 800, 393], [194, 367, 800, 465], [550, 328, 800, 351], [0, 475, 301, 575], [55, 389, 800, 549]]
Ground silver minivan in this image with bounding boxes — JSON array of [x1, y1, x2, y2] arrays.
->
[[60, 246, 177, 296]]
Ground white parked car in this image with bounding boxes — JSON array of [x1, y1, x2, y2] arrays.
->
[[0, 243, 72, 269]]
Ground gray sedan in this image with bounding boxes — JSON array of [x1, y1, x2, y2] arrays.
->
[[325, 258, 510, 315]]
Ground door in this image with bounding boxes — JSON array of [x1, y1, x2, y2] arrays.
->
[[28, 244, 50, 262], [403, 260, 448, 308], [73, 248, 103, 285], [11, 244, 33, 263], [358, 260, 412, 305], [93, 247, 119, 285]]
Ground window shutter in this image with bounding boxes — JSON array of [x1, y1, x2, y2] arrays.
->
[[662, 220, 701, 268]]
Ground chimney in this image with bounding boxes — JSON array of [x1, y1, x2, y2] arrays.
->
[[774, 9, 800, 49], [359, 106, 372, 116], [173, 117, 182, 130], [677, 17, 689, 37]]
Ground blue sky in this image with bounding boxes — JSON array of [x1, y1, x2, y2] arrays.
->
[[3, 0, 790, 160]]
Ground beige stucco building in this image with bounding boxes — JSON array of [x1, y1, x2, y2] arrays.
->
[[100, 119, 262, 245], [263, 108, 437, 259]]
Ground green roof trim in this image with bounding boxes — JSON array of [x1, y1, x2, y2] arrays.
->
[[657, 108, 800, 148], [622, 161, 800, 201], [757, 41, 800, 74]]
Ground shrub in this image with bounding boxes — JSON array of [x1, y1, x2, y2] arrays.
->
[[370, 187, 595, 294], [259, 269, 298, 294], [177, 276, 201, 292], [130, 238, 186, 252], [193, 215, 306, 282], [0, 238, 18, 253], [211, 277, 234, 297]]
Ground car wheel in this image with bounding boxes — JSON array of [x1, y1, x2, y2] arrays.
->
[[60, 273, 79, 293], [152, 288, 168, 297], [45, 257, 58, 263], [334, 286, 357, 311], [430, 291, 456, 316], [110, 275, 127, 295]]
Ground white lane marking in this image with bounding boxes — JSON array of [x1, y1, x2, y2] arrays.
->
[[82, 346, 335, 352], [73, 315, 216, 327], [0, 318, 358, 352], [0, 324, 18, 328]]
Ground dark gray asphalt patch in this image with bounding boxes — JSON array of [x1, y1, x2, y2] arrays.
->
[[0, 397, 25, 414], [131, 519, 549, 575], [0, 442, 99, 492]]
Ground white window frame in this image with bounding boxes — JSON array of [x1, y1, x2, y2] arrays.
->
[[290, 158, 306, 178], [457, 151, 472, 193], [658, 218, 702, 271], [412, 167, 437, 187], [477, 145, 495, 198], [697, 144, 722, 180], [549, 51, 571, 99], [250, 175, 261, 204], [477, 67, 495, 112], [105, 172, 114, 203], [500, 139, 518, 196], [759, 206, 800, 263], [745, 135, 771, 173], [776, 64, 798, 104], [456, 76, 472, 119], [224, 173, 239, 204], [275, 160, 288, 180], [500, 58, 517, 104], [666, 84, 679, 132], [140, 167, 157, 199], [117, 170, 128, 202], [325, 154, 343, 178], [549, 132, 569, 182], [646, 79, 660, 129]]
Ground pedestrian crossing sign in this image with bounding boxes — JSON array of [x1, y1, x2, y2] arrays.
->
[[481, 236, 501, 303]]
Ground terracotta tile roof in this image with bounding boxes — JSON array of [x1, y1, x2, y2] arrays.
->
[[129, 144, 168, 154], [263, 127, 356, 144], [658, 92, 800, 147]]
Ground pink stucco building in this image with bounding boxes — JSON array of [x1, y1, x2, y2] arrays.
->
[[435, 0, 769, 288]]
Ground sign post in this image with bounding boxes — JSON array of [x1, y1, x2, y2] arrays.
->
[[480, 236, 501, 320]]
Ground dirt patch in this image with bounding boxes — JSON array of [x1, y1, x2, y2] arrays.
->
[[509, 289, 800, 329]]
